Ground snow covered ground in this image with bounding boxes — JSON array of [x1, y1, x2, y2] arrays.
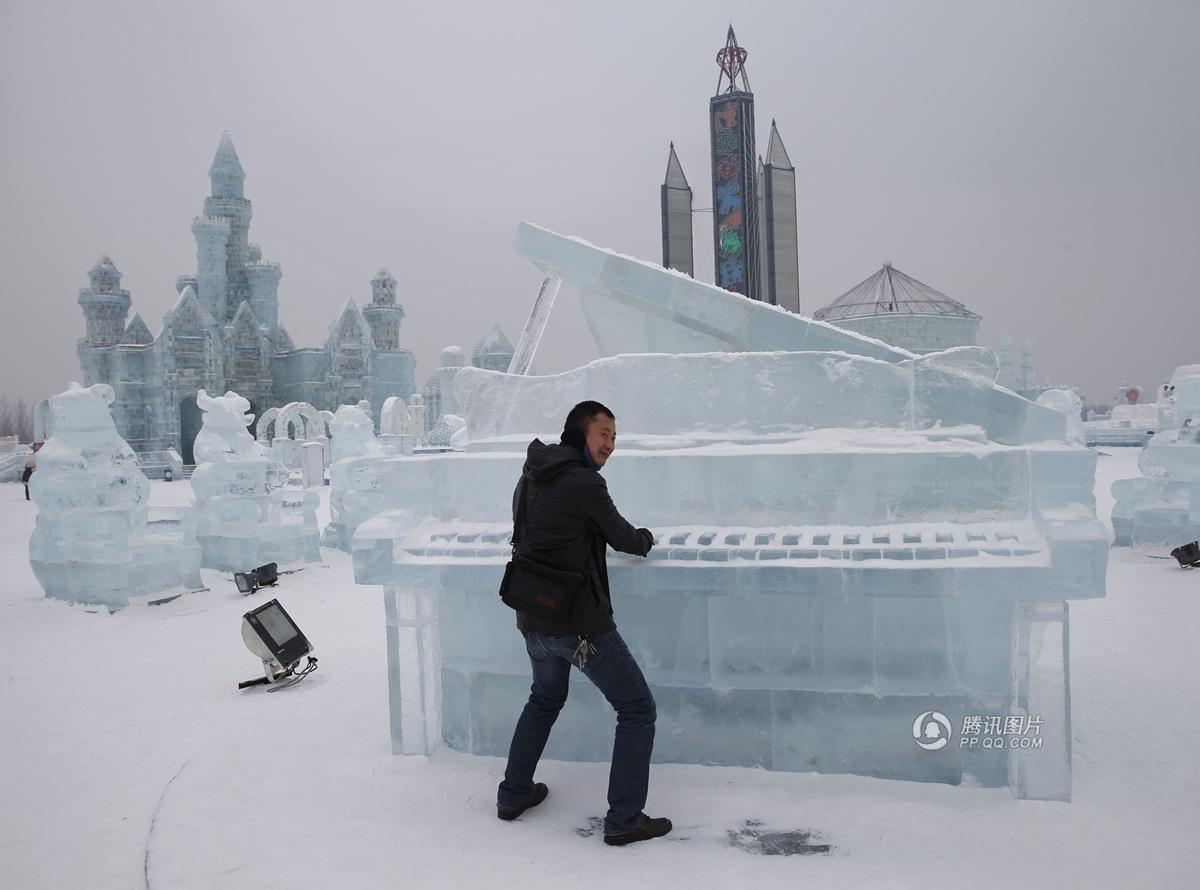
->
[[1, 448, 1197, 889]]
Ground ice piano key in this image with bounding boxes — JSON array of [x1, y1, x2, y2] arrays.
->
[[347, 224, 1107, 802]]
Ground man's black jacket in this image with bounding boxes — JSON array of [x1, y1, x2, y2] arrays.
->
[[512, 439, 652, 637]]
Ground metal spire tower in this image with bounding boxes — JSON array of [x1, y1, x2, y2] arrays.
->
[[661, 142, 694, 276], [709, 25, 759, 300]]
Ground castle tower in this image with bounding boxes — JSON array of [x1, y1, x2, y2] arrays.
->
[[710, 25, 759, 300], [759, 121, 799, 312], [661, 143, 694, 276], [201, 132, 254, 323], [191, 214, 231, 322], [245, 244, 282, 331], [77, 256, 132, 347], [362, 268, 405, 352]]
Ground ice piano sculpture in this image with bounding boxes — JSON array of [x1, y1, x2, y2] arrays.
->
[[349, 224, 1107, 801]]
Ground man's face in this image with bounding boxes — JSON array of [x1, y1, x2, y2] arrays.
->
[[585, 414, 616, 468]]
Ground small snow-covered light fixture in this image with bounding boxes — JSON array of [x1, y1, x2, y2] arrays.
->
[[238, 598, 317, 690], [234, 562, 279, 595], [1170, 541, 1200, 568], [163, 467, 173, 482]]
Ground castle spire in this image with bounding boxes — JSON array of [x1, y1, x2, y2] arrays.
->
[[88, 255, 122, 292], [78, 255, 132, 347], [209, 131, 245, 198], [363, 270, 404, 352]]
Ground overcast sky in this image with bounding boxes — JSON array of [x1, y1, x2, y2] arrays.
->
[[1, 0, 1196, 409]]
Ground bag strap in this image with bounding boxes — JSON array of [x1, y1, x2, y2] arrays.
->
[[511, 475, 531, 552]]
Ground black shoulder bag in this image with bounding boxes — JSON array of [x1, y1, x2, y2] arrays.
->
[[498, 476, 592, 623]]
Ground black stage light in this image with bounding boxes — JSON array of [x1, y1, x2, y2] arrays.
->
[[239, 598, 317, 689], [233, 562, 280, 595], [1169, 541, 1200, 569]]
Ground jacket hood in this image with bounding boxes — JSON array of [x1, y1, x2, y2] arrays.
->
[[523, 438, 587, 483]]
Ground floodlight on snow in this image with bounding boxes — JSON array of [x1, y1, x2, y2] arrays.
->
[[234, 562, 279, 595], [238, 598, 317, 690], [1170, 541, 1200, 569]]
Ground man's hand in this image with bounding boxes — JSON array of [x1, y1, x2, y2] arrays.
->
[[636, 528, 655, 556]]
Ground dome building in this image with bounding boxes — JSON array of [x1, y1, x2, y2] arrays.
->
[[812, 262, 981, 355]]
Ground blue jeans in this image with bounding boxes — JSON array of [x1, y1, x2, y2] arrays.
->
[[497, 630, 657, 835]]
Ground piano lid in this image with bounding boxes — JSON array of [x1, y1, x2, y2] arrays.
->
[[513, 222, 913, 362]]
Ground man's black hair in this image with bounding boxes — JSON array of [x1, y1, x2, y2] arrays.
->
[[560, 400, 615, 450]]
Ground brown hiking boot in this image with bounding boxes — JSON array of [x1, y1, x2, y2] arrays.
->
[[497, 782, 549, 821], [603, 814, 673, 846]]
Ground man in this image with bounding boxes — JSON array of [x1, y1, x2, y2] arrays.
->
[[496, 400, 672, 846], [22, 455, 35, 501]]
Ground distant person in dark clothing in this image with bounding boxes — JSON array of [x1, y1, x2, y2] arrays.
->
[[496, 400, 672, 846], [21, 456, 35, 501]]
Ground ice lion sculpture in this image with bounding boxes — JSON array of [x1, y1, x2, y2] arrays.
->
[[329, 402, 384, 464], [193, 389, 271, 464], [190, 389, 319, 570], [323, 403, 388, 550], [29, 382, 200, 607]]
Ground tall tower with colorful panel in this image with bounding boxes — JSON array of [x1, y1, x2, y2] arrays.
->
[[709, 26, 759, 300]]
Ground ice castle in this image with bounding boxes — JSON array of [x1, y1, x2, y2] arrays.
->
[[75, 133, 416, 463]]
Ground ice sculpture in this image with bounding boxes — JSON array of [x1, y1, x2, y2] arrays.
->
[[330, 402, 384, 463], [1084, 389, 1158, 447], [420, 347, 465, 435], [446, 415, 469, 450], [409, 394, 427, 446], [258, 401, 329, 470], [379, 396, 414, 454], [29, 382, 201, 608], [1112, 365, 1200, 547], [347, 224, 1107, 801], [323, 403, 388, 550], [426, 414, 468, 450], [190, 389, 320, 570], [1036, 389, 1085, 445]]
